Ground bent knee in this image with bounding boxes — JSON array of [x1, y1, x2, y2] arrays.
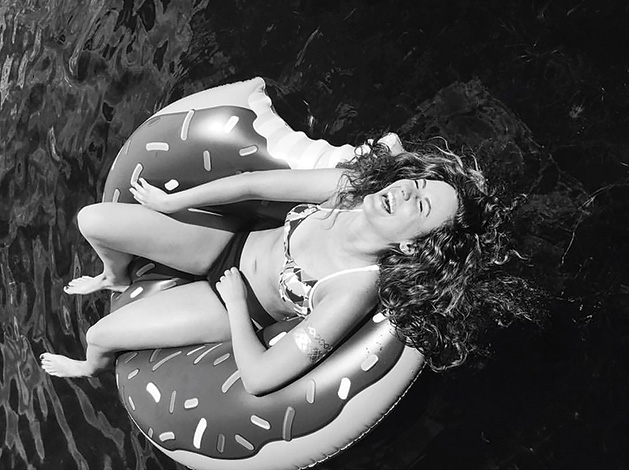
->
[[77, 203, 110, 240], [85, 323, 103, 347], [77, 202, 138, 243], [85, 321, 118, 350]]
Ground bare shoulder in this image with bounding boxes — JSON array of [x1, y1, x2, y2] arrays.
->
[[312, 267, 379, 313]]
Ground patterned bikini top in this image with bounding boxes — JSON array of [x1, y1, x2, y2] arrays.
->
[[279, 204, 379, 317]]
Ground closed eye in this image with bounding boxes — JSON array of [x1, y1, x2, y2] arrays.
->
[[419, 197, 431, 216], [414, 179, 427, 189]]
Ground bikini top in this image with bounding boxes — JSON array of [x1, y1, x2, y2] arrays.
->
[[279, 204, 379, 317]]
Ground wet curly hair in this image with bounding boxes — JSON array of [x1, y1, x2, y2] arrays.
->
[[336, 138, 538, 370]]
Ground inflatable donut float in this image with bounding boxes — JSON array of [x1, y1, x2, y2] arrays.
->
[[107, 78, 425, 470], [103, 77, 355, 223]]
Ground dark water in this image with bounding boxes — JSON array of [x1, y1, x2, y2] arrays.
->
[[1, 1, 628, 469]]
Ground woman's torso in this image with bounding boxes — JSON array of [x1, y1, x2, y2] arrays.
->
[[239, 205, 379, 321], [239, 227, 287, 320]]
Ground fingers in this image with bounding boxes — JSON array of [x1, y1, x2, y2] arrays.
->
[[378, 132, 405, 156], [216, 267, 241, 289], [218, 267, 240, 281], [215, 268, 248, 306], [129, 177, 144, 191], [129, 178, 143, 201], [138, 178, 151, 188], [130, 178, 146, 192], [129, 178, 151, 204]]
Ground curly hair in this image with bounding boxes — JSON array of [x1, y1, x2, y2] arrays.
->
[[336, 139, 536, 370]]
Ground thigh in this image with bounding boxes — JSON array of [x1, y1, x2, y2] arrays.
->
[[80, 202, 238, 274], [88, 281, 231, 351]]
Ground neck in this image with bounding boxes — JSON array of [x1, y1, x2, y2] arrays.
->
[[324, 207, 388, 264]]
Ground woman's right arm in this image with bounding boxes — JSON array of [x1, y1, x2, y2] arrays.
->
[[130, 167, 346, 213]]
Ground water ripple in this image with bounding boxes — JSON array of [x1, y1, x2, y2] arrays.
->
[[1, 0, 196, 468]]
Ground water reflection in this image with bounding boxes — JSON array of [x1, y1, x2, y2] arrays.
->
[[1, 1, 201, 468]]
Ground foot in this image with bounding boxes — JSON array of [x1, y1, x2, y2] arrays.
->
[[40, 353, 100, 377], [64, 272, 130, 295]]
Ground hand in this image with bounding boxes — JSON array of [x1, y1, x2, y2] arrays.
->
[[356, 133, 406, 157], [378, 132, 405, 156], [215, 267, 248, 308], [129, 178, 177, 213]]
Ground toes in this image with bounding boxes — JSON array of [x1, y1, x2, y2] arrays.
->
[[40, 353, 55, 367], [67, 276, 87, 286], [67, 275, 93, 285], [44, 368, 59, 377], [40, 355, 60, 376]]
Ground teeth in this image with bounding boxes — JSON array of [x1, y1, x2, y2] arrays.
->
[[382, 194, 391, 213]]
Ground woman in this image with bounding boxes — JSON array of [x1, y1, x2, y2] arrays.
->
[[41, 140, 503, 395]]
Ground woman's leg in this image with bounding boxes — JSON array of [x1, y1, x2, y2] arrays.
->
[[65, 202, 238, 294], [42, 281, 230, 377]]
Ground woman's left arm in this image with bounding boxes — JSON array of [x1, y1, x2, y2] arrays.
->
[[215, 268, 378, 396]]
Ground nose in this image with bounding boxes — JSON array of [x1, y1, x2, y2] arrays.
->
[[401, 180, 417, 200]]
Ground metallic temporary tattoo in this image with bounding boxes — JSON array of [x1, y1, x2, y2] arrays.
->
[[293, 325, 333, 363]]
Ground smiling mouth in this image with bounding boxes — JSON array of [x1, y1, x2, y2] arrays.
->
[[382, 193, 393, 214]]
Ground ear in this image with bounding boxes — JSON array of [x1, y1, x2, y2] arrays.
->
[[398, 241, 417, 256]]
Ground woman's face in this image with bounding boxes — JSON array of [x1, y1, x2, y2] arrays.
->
[[363, 178, 459, 248]]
